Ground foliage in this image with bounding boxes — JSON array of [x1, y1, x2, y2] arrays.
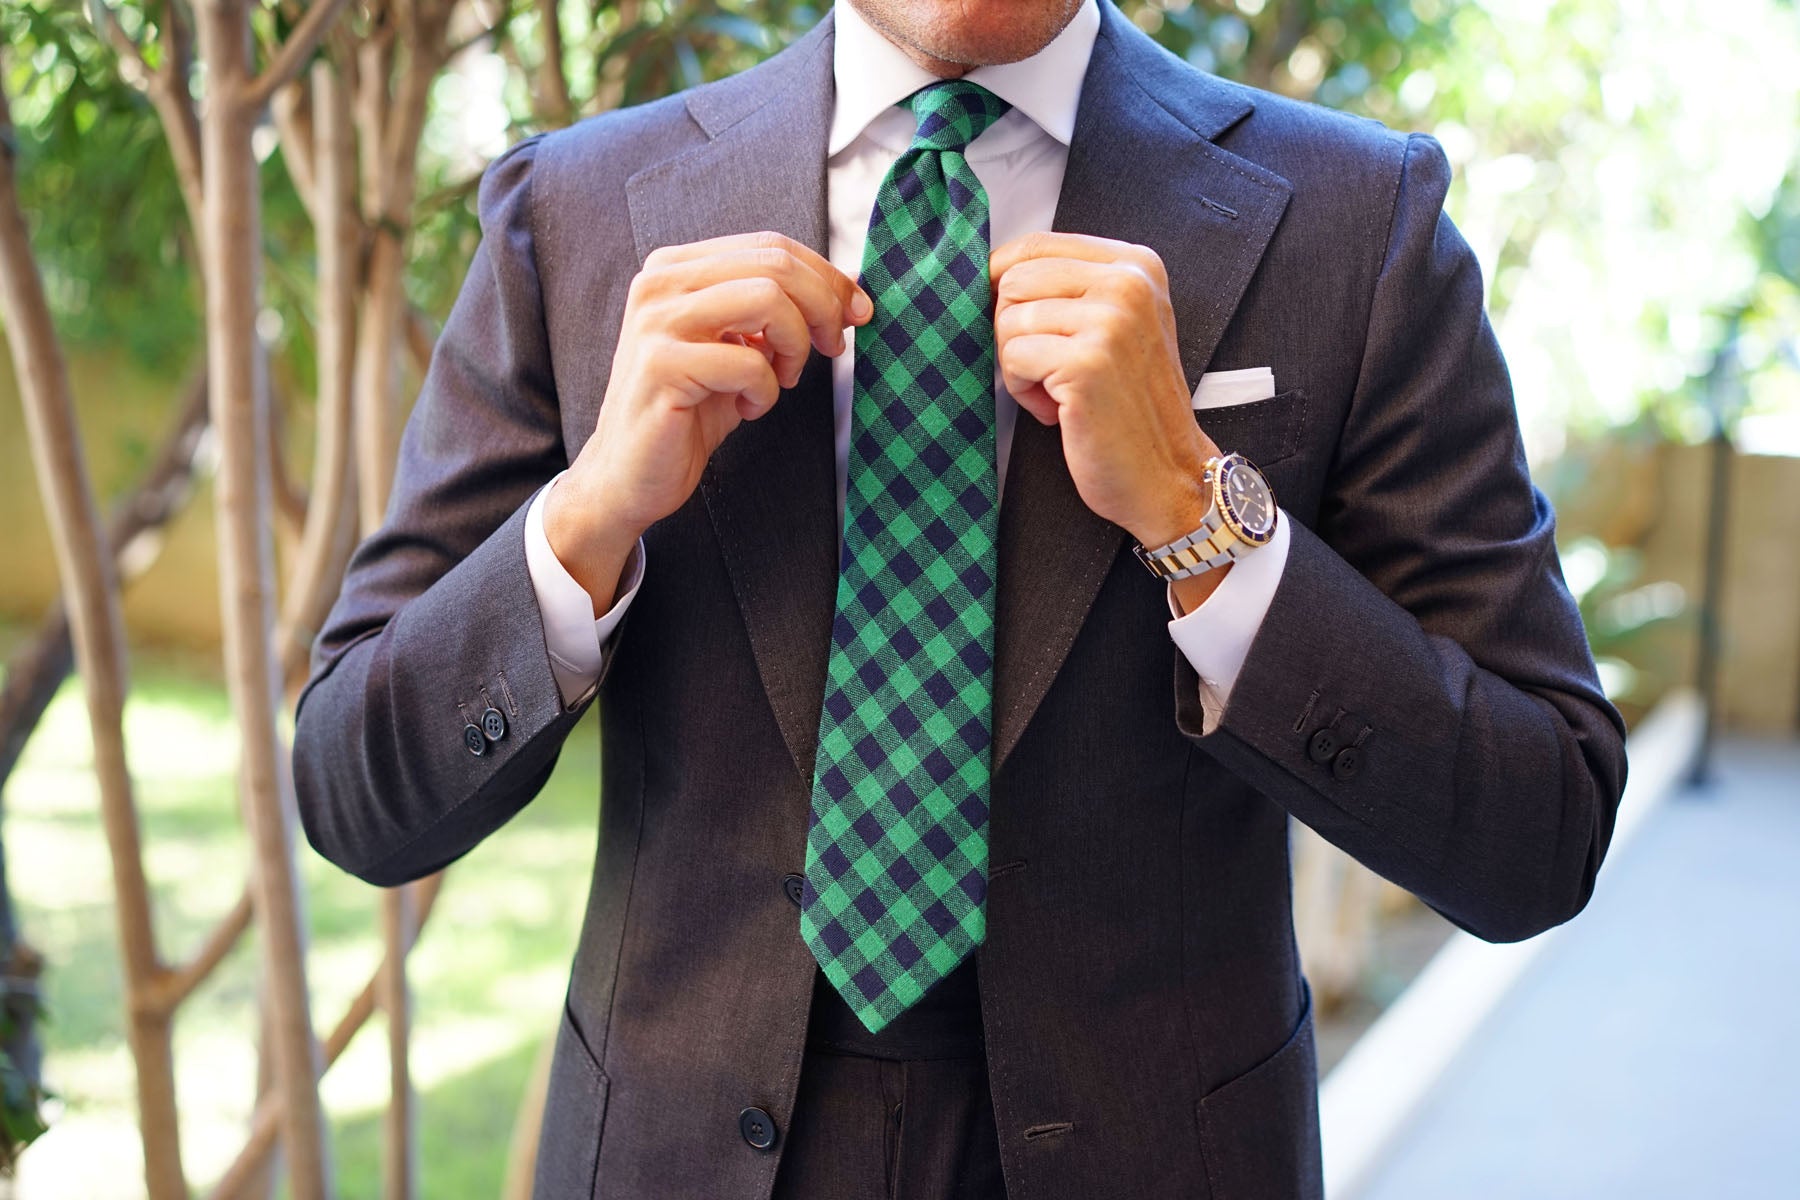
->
[[1560, 534, 1687, 707], [0, 640, 603, 1194], [0, 984, 49, 1175], [0, 2, 199, 375]]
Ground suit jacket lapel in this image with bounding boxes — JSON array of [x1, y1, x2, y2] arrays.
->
[[989, 3, 1294, 775], [625, 15, 842, 785]]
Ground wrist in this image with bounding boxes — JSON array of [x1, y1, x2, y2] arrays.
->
[[544, 477, 642, 613], [1169, 563, 1232, 615], [1129, 469, 1210, 551]]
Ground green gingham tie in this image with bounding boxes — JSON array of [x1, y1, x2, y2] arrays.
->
[[801, 81, 1011, 1034]]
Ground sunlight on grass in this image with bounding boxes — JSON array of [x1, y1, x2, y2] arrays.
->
[[3, 640, 603, 1197]]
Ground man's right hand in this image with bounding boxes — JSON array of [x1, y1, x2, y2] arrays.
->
[[544, 232, 872, 614]]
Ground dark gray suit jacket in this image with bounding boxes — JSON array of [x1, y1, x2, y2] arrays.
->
[[293, 4, 1628, 1197]]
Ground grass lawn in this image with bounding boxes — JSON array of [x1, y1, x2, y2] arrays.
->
[[1, 626, 602, 1198]]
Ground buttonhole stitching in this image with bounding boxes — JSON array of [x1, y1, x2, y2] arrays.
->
[[1293, 690, 1321, 734], [1023, 1122, 1074, 1141]]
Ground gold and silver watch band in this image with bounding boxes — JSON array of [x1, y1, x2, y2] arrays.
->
[[1131, 509, 1242, 580], [1131, 453, 1276, 581]]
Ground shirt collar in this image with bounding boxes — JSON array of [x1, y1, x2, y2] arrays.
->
[[828, 0, 1100, 156]]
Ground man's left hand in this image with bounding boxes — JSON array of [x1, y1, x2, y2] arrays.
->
[[989, 232, 1219, 551]]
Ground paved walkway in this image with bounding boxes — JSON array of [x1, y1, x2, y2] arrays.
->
[[1356, 738, 1800, 1199]]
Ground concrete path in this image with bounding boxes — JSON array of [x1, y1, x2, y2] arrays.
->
[[1355, 738, 1800, 1199]]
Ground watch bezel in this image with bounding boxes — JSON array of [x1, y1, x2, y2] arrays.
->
[[1211, 453, 1276, 547]]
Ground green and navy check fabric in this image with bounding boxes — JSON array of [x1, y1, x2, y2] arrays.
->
[[801, 81, 1011, 1034]]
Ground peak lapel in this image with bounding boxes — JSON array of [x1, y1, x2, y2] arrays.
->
[[625, 15, 842, 786], [990, 4, 1293, 776]]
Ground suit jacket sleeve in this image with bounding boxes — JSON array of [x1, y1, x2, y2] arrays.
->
[[292, 134, 616, 887], [1177, 132, 1629, 944]]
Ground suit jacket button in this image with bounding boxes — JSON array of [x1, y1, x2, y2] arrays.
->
[[1307, 728, 1339, 763], [739, 1106, 778, 1150], [782, 874, 806, 907], [462, 724, 487, 757], [481, 707, 508, 742], [1333, 746, 1364, 780]]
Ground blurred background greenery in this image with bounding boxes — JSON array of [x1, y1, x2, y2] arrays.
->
[[1, 0, 1797, 1194]]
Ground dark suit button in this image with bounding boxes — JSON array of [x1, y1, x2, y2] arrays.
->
[[739, 1106, 778, 1150], [1333, 746, 1364, 780], [481, 707, 508, 742], [1307, 728, 1339, 763], [782, 874, 806, 907], [462, 724, 487, 757]]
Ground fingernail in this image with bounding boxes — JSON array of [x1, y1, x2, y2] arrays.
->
[[850, 290, 872, 320]]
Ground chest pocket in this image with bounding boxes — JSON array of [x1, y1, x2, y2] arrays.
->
[[1192, 387, 1309, 470]]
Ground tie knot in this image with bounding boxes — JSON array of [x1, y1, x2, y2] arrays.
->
[[903, 81, 1010, 154]]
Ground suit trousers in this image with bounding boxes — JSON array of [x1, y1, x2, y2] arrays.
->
[[774, 958, 1005, 1200]]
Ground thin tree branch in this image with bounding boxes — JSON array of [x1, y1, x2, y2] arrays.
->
[[403, 304, 435, 376], [141, 886, 255, 1015], [203, 874, 444, 1200], [535, 0, 574, 126], [90, 0, 207, 232], [89, 0, 150, 73], [0, 67, 187, 1198], [0, 372, 207, 792], [245, 0, 355, 108]]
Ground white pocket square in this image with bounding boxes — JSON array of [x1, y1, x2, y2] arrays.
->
[[1191, 367, 1275, 410]]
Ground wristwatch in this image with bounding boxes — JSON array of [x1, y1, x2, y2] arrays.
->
[[1131, 452, 1278, 581]]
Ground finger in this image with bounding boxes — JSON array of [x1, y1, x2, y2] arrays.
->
[[993, 258, 1109, 307], [994, 297, 1097, 342], [1008, 380, 1060, 426], [649, 247, 860, 356], [671, 277, 813, 387], [643, 233, 873, 333], [724, 331, 778, 366], [996, 332, 1065, 397], [1000, 255, 1166, 313], [665, 340, 782, 414], [990, 231, 1155, 280], [992, 256, 1125, 306]]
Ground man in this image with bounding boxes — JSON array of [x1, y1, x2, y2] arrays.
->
[[292, 0, 1628, 1196]]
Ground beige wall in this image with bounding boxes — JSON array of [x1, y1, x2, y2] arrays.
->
[[1640, 443, 1800, 735], [1, 350, 224, 649]]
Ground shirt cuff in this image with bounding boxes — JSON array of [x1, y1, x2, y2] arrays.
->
[[524, 472, 646, 707], [1165, 510, 1291, 735]]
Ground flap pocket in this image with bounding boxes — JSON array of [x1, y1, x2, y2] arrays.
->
[[1193, 387, 1308, 468], [1195, 977, 1323, 1200], [532, 999, 610, 1200]]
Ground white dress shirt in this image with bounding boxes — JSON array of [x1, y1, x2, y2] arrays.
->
[[523, 0, 1289, 732]]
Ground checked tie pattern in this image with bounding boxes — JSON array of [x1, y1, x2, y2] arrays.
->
[[801, 81, 1012, 1034]]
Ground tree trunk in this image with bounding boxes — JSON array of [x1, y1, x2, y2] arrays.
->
[[0, 76, 186, 1200], [192, 2, 333, 1193], [278, 62, 362, 693]]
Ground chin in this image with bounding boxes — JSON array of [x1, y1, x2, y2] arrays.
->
[[856, 0, 1082, 69]]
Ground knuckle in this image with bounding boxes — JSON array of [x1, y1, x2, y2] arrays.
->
[[1135, 245, 1168, 282], [1072, 340, 1109, 376], [626, 268, 657, 305], [748, 245, 792, 278], [745, 275, 785, 306], [1110, 266, 1152, 304]]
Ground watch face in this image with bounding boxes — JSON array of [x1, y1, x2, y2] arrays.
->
[[1217, 455, 1276, 544]]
